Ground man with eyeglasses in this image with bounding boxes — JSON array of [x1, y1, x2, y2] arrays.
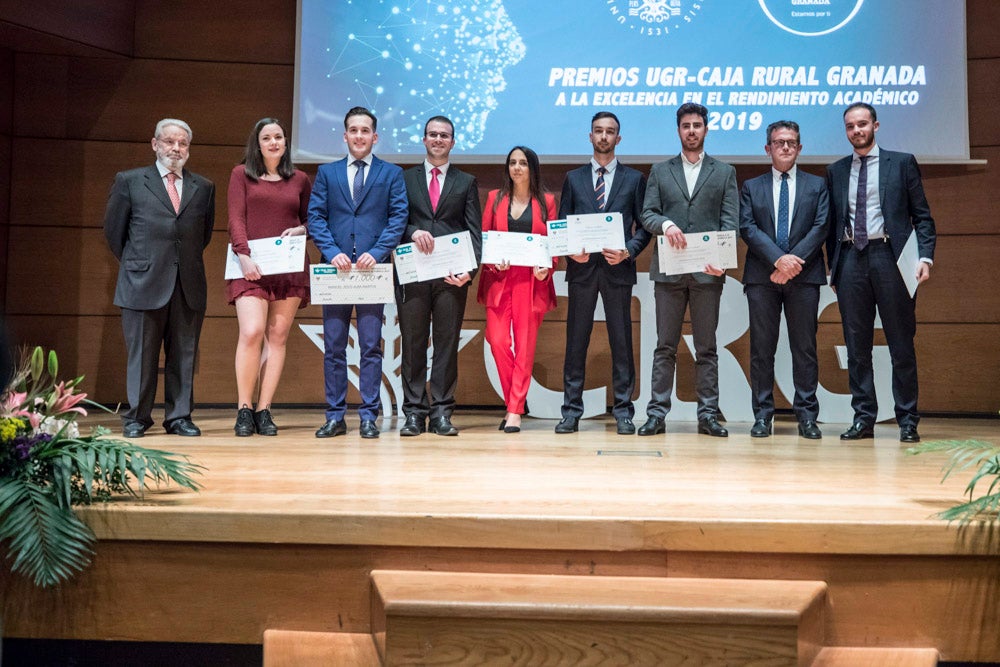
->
[[104, 118, 216, 438], [739, 120, 829, 439], [396, 116, 482, 437]]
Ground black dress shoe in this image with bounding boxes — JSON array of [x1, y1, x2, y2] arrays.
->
[[399, 414, 425, 437], [234, 407, 255, 437], [254, 408, 278, 436], [798, 420, 822, 440], [616, 417, 636, 435], [123, 422, 147, 438], [637, 417, 665, 436], [554, 417, 579, 434], [360, 420, 380, 439], [899, 426, 921, 443], [429, 416, 459, 436], [698, 416, 728, 437], [750, 418, 772, 438], [165, 418, 201, 437], [315, 419, 347, 438], [840, 422, 874, 440]]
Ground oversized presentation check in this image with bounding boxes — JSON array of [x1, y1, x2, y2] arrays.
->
[[393, 231, 478, 285], [480, 231, 551, 267], [224, 235, 307, 279], [309, 263, 394, 304], [566, 212, 626, 254], [657, 230, 738, 275]]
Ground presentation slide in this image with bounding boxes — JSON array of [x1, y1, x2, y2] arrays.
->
[[293, 0, 968, 163]]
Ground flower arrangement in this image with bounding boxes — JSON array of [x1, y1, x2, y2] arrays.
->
[[1, 346, 202, 587]]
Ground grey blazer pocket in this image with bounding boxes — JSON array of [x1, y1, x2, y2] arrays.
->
[[124, 259, 150, 271]]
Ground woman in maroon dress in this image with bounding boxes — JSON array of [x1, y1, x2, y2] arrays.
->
[[227, 117, 311, 436]]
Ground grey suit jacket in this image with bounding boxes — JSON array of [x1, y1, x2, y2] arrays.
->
[[641, 154, 738, 284], [104, 164, 216, 311]]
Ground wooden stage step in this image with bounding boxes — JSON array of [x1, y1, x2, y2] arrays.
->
[[370, 570, 829, 666], [813, 646, 939, 666], [262, 629, 379, 667]]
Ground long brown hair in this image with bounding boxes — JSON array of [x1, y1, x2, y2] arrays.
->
[[493, 146, 548, 221], [242, 117, 295, 181]]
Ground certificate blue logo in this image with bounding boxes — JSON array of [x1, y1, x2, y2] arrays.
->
[[274, 239, 283, 246], [702, 234, 710, 242], [451, 237, 459, 244]]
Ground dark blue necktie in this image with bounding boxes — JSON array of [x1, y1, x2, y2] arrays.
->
[[352, 160, 365, 207], [854, 155, 869, 250], [595, 166, 607, 210], [777, 171, 789, 252]]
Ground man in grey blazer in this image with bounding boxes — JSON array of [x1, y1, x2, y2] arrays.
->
[[396, 115, 482, 437], [104, 118, 215, 438], [638, 103, 738, 438], [554, 111, 651, 436], [740, 120, 828, 439]]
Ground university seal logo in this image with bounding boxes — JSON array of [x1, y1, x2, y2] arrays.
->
[[607, 0, 701, 37]]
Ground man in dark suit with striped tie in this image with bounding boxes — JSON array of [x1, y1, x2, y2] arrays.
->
[[739, 120, 829, 439], [554, 111, 651, 435]]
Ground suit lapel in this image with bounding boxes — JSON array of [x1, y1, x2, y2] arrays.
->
[[668, 158, 689, 201], [178, 169, 197, 215], [689, 157, 714, 201], [355, 157, 382, 210], [603, 165, 624, 210], [335, 158, 353, 206], [144, 165, 176, 215], [878, 150, 890, 209], [436, 166, 459, 214], [762, 175, 776, 232]]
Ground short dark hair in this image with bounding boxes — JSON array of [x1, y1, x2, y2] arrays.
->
[[766, 120, 800, 145], [676, 103, 708, 126], [591, 111, 620, 132], [242, 117, 295, 181], [344, 106, 377, 131], [423, 115, 454, 136], [844, 102, 877, 122]]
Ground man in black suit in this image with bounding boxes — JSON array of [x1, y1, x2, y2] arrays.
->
[[554, 111, 651, 435], [740, 120, 829, 439], [396, 116, 482, 436], [826, 102, 936, 443], [104, 118, 215, 438], [638, 103, 738, 438]]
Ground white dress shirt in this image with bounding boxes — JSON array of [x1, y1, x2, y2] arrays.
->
[[771, 164, 797, 227], [348, 154, 373, 200], [156, 161, 182, 200]]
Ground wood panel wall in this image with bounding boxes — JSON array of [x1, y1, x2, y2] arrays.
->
[[1, 0, 997, 415]]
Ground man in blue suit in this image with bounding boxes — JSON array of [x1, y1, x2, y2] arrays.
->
[[308, 107, 408, 439], [554, 111, 651, 435], [740, 120, 829, 439], [826, 103, 935, 443]]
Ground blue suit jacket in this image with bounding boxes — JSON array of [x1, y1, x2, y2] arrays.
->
[[825, 148, 936, 287], [307, 155, 408, 263], [739, 168, 829, 286]]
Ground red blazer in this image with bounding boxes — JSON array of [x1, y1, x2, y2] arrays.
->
[[476, 190, 558, 314]]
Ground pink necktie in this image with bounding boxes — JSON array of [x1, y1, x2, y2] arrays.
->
[[166, 172, 181, 214], [429, 167, 441, 212]]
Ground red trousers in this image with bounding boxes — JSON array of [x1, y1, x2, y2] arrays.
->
[[484, 266, 545, 415]]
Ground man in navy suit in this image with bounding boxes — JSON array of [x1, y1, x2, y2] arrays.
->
[[740, 120, 829, 439], [827, 103, 935, 443], [554, 111, 651, 435], [104, 118, 215, 438], [308, 107, 408, 439]]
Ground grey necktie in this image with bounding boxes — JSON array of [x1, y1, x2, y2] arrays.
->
[[352, 160, 366, 207], [853, 155, 869, 250]]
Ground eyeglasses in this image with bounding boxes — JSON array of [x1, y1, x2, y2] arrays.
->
[[425, 132, 452, 140], [769, 139, 799, 149], [157, 138, 190, 149]]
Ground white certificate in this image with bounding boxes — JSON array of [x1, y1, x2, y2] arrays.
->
[[566, 212, 626, 254], [393, 231, 478, 285], [895, 230, 920, 299], [480, 231, 551, 267], [657, 230, 738, 275], [309, 263, 394, 304], [545, 219, 570, 257], [225, 236, 307, 279]]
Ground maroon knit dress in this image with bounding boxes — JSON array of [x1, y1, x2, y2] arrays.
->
[[225, 165, 312, 307]]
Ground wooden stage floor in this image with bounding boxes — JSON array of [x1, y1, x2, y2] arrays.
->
[[81, 409, 1000, 557]]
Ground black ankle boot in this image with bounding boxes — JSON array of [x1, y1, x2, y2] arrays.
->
[[234, 406, 255, 437], [254, 408, 278, 436]]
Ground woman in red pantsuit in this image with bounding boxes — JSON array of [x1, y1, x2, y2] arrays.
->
[[477, 146, 557, 433]]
